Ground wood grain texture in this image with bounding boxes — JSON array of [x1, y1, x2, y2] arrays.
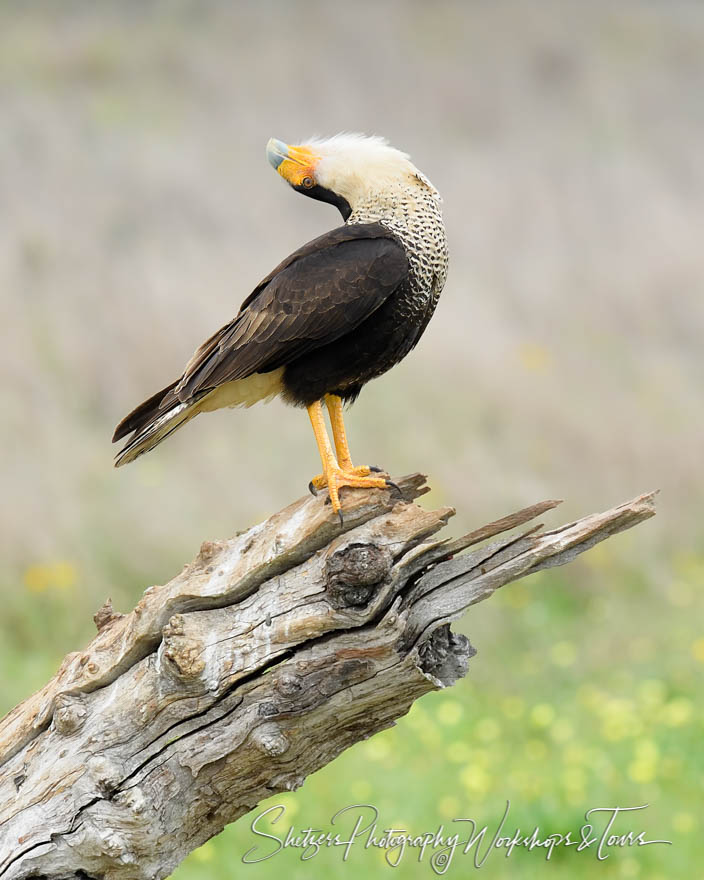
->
[[0, 479, 656, 880]]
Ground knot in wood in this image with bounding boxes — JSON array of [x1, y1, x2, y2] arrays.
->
[[88, 755, 123, 795], [53, 694, 87, 735], [162, 639, 205, 680], [93, 597, 124, 631], [114, 786, 148, 815], [163, 614, 185, 637], [161, 615, 210, 679], [251, 722, 290, 756], [197, 539, 225, 565], [416, 624, 476, 687], [257, 701, 279, 718], [276, 671, 302, 697], [325, 541, 392, 608]]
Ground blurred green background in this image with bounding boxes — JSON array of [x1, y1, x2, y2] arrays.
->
[[1, 1, 702, 878]]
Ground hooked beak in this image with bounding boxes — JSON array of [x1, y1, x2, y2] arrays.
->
[[266, 138, 289, 171], [266, 137, 320, 187]]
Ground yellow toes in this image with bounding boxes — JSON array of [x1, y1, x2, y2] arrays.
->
[[309, 466, 400, 523], [308, 464, 386, 496], [327, 471, 389, 519]]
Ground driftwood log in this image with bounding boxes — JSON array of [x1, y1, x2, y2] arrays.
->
[[0, 475, 656, 880]]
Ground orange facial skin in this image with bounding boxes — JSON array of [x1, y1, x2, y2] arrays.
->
[[271, 142, 320, 188]]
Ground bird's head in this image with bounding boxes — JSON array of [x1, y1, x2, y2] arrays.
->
[[266, 133, 440, 221]]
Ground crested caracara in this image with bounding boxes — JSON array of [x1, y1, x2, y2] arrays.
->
[[113, 134, 448, 520]]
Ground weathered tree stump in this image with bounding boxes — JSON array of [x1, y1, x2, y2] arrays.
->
[[0, 475, 656, 880]]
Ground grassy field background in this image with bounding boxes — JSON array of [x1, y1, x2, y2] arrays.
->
[[1, 1, 702, 877]]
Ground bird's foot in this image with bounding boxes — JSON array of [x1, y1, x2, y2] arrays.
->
[[308, 464, 384, 495], [308, 465, 400, 524]]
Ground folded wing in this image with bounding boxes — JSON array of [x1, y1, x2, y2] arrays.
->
[[113, 223, 409, 463], [175, 223, 408, 400]]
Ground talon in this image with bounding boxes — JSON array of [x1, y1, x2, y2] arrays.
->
[[369, 465, 383, 473], [338, 510, 344, 526], [308, 481, 318, 497], [385, 479, 403, 498], [309, 473, 328, 492]]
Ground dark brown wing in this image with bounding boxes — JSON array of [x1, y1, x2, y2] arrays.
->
[[112, 381, 178, 442], [174, 223, 409, 402]]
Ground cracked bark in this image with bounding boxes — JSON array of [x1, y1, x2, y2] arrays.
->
[[0, 475, 656, 880]]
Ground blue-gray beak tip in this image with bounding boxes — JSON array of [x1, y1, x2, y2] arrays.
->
[[266, 138, 288, 170]]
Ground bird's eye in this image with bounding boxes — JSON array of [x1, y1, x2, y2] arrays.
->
[[302, 176, 314, 189]]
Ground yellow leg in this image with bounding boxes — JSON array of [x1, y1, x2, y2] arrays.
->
[[307, 399, 337, 487], [306, 400, 392, 522], [325, 394, 377, 477]]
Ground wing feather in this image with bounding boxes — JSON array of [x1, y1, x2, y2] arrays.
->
[[175, 223, 408, 401]]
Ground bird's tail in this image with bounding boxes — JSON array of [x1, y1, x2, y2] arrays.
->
[[113, 382, 202, 467], [114, 402, 200, 466]]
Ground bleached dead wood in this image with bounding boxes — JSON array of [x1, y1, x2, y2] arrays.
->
[[0, 476, 656, 880]]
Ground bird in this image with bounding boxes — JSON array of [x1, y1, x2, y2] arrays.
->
[[113, 134, 449, 520]]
